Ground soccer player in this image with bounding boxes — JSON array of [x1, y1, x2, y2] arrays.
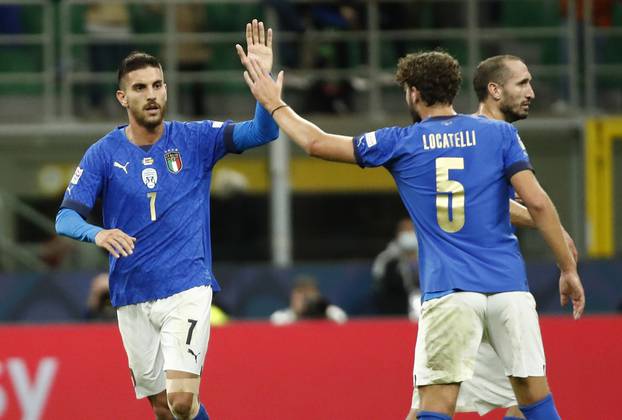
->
[[410, 55, 580, 420], [55, 20, 277, 420], [236, 47, 585, 420]]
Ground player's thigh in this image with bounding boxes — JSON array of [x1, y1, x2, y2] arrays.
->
[[157, 285, 213, 375], [117, 303, 166, 398], [414, 292, 486, 386], [412, 341, 517, 415], [485, 292, 546, 378]]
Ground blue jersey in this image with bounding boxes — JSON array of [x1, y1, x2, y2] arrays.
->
[[354, 114, 532, 295], [61, 120, 236, 307]]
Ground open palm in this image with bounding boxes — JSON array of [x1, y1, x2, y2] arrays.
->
[[243, 19, 273, 74]]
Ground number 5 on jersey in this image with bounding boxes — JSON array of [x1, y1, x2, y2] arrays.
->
[[436, 157, 464, 233], [147, 192, 157, 221]]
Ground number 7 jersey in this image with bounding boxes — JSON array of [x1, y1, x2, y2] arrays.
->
[[354, 114, 532, 296], [61, 120, 237, 307]]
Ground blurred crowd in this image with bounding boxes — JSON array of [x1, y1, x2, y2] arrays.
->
[[3, 1, 620, 118]]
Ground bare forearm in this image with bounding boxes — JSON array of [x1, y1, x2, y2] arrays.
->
[[271, 103, 323, 153], [509, 199, 535, 228], [272, 104, 356, 163], [527, 196, 575, 272]]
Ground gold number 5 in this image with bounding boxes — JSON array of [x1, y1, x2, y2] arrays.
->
[[436, 157, 465, 233], [147, 192, 157, 221]]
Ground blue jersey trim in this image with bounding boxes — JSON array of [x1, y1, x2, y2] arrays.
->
[[352, 134, 364, 167], [224, 123, 238, 154], [422, 289, 457, 302], [505, 160, 534, 181], [60, 198, 92, 219]]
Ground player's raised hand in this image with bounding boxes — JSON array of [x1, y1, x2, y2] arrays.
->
[[559, 270, 585, 320], [239, 54, 284, 112], [237, 19, 273, 75], [95, 229, 136, 258]]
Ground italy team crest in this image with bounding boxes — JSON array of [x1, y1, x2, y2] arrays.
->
[[164, 150, 183, 174]]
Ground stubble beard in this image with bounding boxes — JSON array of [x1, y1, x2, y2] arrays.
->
[[499, 96, 528, 123], [131, 102, 167, 131]]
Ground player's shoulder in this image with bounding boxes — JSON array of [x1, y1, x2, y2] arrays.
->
[[167, 119, 229, 144], [373, 124, 415, 140], [85, 126, 125, 157], [470, 114, 516, 132], [169, 119, 226, 132]]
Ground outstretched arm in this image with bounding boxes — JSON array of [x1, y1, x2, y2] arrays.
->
[[232, 19, 279, 152], [510, 170, 585, 319], [236, 47, 356, 163], [510, 198, 578, 262]]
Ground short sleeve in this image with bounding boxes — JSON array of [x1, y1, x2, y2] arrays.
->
[[352, 126, 402, 168], [195, 119, 235, 168], [60, 143, 106, 217], [503, 124, 533, 181]]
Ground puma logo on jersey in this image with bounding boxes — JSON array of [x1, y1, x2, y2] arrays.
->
[[188, 348, 200, 363], [114, 161, 130, 174]]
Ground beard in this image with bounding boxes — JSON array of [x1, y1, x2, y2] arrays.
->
[[499, 97, 528, 123], [130, 101, 166, 130]]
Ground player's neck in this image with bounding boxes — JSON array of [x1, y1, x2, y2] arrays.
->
[[125, 123, 164, 146], [419, 104, 456, 120], [477, 101, 507, 122]]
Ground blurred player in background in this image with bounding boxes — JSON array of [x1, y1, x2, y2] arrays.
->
[[372, 218, 420, 320], [55, 20, 277, 420], [411, 54, 580, 420], [237, 42, 584, 420], [270, 275, 348, 325]]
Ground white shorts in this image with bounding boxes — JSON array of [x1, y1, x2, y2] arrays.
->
[[412, 342, 517, 415], [411, 291, 545, 414], [117, 286, 213, 398]]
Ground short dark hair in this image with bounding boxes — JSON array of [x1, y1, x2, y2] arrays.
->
[[473, 55, 523, 102], [395, 51, 462, 106], [117, 51, 162, 89]]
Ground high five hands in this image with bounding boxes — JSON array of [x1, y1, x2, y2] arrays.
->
[[236, 19, 273, 76], [236, 20, 285, 112]]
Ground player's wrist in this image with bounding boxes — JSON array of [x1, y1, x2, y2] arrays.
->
[[94, 229, 107, 245], [270, 102, 288, 117], [559, 264, 577, 275]]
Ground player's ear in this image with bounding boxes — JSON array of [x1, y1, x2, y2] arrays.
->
[[411, 87, 422, 104], [116, 89, 128, 108], [488, 82, 502, 101]]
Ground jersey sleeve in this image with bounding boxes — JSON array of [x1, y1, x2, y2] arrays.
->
[[195, 119, 236, 168], [502, 124, 533, 181], [352, 126, 401, 168], [60, 143, 106, 218]]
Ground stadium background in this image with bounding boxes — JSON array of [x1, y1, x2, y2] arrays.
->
[[0, 0, 621, 419]]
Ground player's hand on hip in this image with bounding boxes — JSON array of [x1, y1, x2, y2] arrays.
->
[[95, 229, 136, 258], [237, 19, 273, 74], [559, 270, 585, 320]]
